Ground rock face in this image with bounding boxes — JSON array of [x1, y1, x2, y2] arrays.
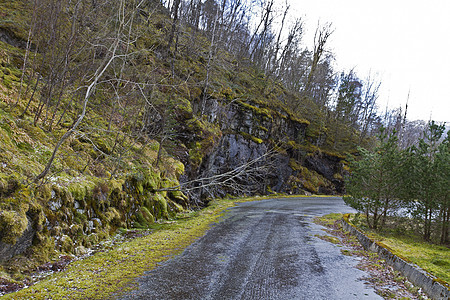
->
[[0, 28, 28, 49], [180, 98, 345, 201], [304, 152, 345, 194], [0, 217, 34, 262]]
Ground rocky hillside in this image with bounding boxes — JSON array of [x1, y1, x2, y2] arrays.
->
[[0, 0, 351, 280]]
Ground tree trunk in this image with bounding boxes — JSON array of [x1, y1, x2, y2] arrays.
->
[[167, 0, 181, 53], [441, 205, 449, 244]]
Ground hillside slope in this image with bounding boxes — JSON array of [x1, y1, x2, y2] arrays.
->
[[0, 0, 352, 282]]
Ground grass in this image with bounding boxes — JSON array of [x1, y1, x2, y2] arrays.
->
[[367, 230, 449, 285], [315, 213, 430, 299], [3, 197, 257, 299], [346, 214, 450, 286], [315, 212, 343, 226]]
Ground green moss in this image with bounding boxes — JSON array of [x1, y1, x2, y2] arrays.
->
[[145, 171, 161, 191], [316, 234, 340, 244], [0, 210, 28, 244], [257, 125, 268, 132], [175, 97, 193, 118], [70, 138, 85, 152], [141, 207, 155, 224], [104, 207, 122, 227], [68, 180, 96, 201], [236, 100, 273, 121], [58, 235, 74, 253], [2, 76, 13, 89], [239, 132, 263, 144], [251, 136, 263, 144], [289, 115, 310, 125], [134, 207, 155, 228], [321, 149, 346, 160], [317, 213, 344, 226], [168, 190, 188, 206], [211, 86, 236, 100], [167, 199, 183, 216], [289, 158, 302, 171], [189, 141, 204, 168], [333, 173, 343, 180], [168, 159, 184, 180], [149, 193, 168, 220], [0, 175, 22, 199]]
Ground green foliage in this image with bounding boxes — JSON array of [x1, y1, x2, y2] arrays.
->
[[335, 71, 361, 121], [0, 210, 28, 244], [399, 121, 449, 242], [345, 129, 403, 229], [345, 122, 449, 244]]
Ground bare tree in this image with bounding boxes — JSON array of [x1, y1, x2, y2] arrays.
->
[[303, 22, 334, 97], [201, 3, 219, 115], [358, 73, 381, 144], [168, 0, 182, 53], [157, 146, 278, 201], [31, 0, 153, 183], [275, 17, 303, 78]]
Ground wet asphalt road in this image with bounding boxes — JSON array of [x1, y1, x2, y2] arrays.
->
[[119, 197, 382, 300]]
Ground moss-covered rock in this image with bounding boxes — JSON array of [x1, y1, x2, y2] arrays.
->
[[134, 207, 155, 228], [149, 193, 168, 220], [104, 207, 122, 228], [58, 235, 74, 253], [0, 210, 28, 245]]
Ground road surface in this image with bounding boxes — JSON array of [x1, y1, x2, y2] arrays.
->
[[119, 197, 382, 299]]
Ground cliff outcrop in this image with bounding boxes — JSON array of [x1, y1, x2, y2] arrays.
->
[[171, 96, 346, 201]]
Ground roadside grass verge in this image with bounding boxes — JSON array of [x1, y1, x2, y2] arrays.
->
[[2, 197, 259, 299], [378, 234, 450, 286], [346, 214, 450, 285], [315, 213, 428, 299]]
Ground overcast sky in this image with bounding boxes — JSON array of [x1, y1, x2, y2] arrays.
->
[[289, 0, 450, 123]]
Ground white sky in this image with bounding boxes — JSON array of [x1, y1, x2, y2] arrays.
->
[[288, 0, 450, 123]]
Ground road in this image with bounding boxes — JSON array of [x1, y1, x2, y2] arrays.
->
[[119, 197, 382, 300]]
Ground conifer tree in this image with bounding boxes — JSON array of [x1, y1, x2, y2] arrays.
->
[[344, 128, 401, 229], [401, 121, 446, 241]]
